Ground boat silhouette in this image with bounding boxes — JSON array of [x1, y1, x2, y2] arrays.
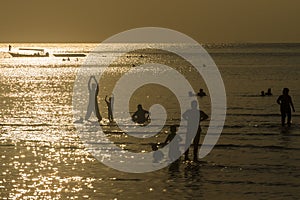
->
[[8, 48, 49, 57]]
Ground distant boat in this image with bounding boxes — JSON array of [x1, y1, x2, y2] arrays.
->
[[53, 53, 86, 57], [9, 48, 49, 57]]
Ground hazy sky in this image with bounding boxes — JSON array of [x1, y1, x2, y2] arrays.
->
[[1, 0, 299, 43]]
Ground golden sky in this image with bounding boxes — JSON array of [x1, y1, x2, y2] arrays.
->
[[1, 0, 299, 43]]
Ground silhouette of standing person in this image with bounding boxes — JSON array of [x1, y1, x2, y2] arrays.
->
[[85, 76, 102, 122], [182, 100, 208, 162], [131, 104, 150, 124], [105, 95, 114, 122], [164, 125, 182, 162], [277, 88, 295, 127], [8, 45, 11, 51]]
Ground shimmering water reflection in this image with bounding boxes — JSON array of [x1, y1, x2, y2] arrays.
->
[[1, 43, 300, 199]]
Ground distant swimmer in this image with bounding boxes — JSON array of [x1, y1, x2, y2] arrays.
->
[[132, 104, 150, 124], [197, 88, 207, 97], [277, 88, 295, 127], [265, 88, 272, 96]]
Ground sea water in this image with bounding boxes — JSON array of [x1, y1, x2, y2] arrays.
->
[[0, 43, 299, 199]]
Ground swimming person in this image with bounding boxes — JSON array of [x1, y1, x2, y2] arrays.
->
[[197, 88, 207, 97], [105, 95, 114, 122], [164, 125, 182, 162], [182, 100, 209, 162], [131, 104, 150, 124], [85, 76, 102, 122], [265, 88, 273, 96], [277, 88, 295, 127]]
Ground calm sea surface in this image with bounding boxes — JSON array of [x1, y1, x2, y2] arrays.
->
[[0, 43, 300, 199]]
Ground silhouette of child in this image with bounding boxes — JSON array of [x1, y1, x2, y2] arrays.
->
[[260, 91, 265, 96], [152, 144, 164, 163], [164, 125, 182, 162], [132, 104, 150, 124], [277, 88, 295, 127]]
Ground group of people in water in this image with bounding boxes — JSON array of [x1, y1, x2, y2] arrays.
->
[[82, 75, 296, 163], [83, 76, 210, 162]]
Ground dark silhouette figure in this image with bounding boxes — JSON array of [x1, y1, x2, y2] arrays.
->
[[260, 91, 265, 96], [105, 95, 114, 122], [164, 125, 182, 162], [277, 88, 295, 127], [85, 76, 102, 122], [8, 45, 11, 51], [265, 88, 273, 96], [182, 100, 208, 162], [197, 89, 207, 97], [152, 144, 164, 163], [132, 104, 150, 124]]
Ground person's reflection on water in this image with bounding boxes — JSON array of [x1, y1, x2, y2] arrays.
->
[[85, 76, 102, 122], [168, 159, 181, 177]]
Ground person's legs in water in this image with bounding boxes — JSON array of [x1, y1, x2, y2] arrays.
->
[[281, 109, 286, 126], [184, 148, 190, 161], [85, 104, 93, 121], [95, 103, 102, 122], [287, 110, 292, 127], [193, 129, 201, 162]]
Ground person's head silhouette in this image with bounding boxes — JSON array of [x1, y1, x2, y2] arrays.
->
[[191, 100, 197, 109], [137, 104, 143, 110], [283, 88, 289, 95]]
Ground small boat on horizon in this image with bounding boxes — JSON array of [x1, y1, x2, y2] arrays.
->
[[8, 48, 49, 57], [53, 53, 86, 57]]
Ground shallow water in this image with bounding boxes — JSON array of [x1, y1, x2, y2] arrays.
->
[[0, 43, 300, 199]]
